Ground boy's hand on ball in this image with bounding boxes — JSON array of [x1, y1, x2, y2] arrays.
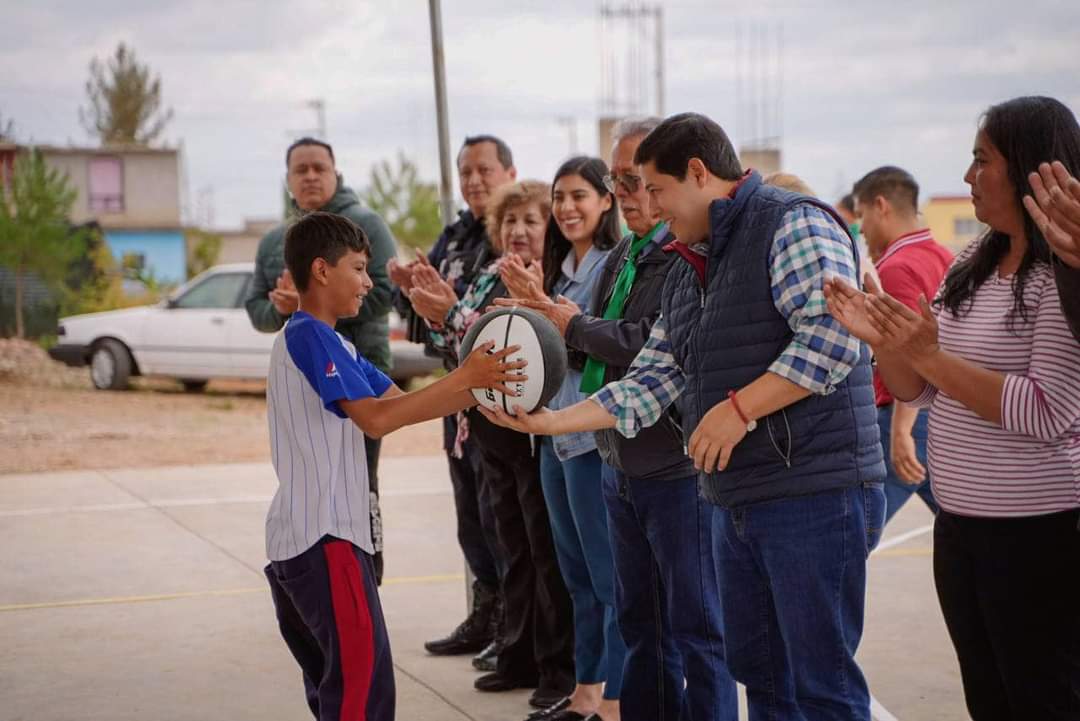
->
[[477, 404, 554, 435], [688, 400, 748, 474], [459, 341, 528, 396]]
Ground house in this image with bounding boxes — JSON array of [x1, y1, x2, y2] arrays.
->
[[921, 194, 986, 253], [0, 142, 186, 284], [209, 217, 279, 265]]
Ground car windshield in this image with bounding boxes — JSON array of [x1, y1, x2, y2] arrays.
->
[[174, 273, 249, 309]]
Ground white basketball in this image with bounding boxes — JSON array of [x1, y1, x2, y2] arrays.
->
[[459, 307, 568, 415]]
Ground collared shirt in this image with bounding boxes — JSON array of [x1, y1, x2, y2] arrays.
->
[[593, 204, 862, 438], [872, 228, 954, 406]]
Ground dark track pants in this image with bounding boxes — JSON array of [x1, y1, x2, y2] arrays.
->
[[266, 536, 395, 721]]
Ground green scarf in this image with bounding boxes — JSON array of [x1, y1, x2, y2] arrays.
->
[[579, 223, 664, 394]]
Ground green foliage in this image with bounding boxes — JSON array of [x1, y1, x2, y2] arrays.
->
[[0, 112, 14, 142], [0, 150, 89, 337], [185, 227, 223, 279], [363, 152, 443, 250], [79, 43, 174, 146]]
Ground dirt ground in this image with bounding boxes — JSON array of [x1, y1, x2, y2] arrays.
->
[[1, 340, 443, 474]]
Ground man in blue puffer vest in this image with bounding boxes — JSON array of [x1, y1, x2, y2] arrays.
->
[[481, 112, 887, 721]]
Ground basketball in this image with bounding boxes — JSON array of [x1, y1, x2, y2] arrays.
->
[[459, 306, 568, 415]]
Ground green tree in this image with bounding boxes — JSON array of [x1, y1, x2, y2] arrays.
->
[[363, 152, 443, 250], [79, 43, 174, 146], [0, 150, 88, 338], [185, 227, 223, 279], [0, 111, 15, 142]]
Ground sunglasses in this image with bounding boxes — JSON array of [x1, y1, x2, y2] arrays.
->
[[602, 173, 643, 194]]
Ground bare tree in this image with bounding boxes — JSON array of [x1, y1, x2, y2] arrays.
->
[[79, 43, 174, 146]]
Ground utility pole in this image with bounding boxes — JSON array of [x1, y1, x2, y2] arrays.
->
[[307, 99, 327, 139], [654, 6, 664, 117], [428, 0, 456, 226], [557, 116, 579, 154]]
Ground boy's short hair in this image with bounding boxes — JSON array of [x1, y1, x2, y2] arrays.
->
[[284, 211, 371, 292], [852, 166, 920, 214], [634, 112, 744, 182]]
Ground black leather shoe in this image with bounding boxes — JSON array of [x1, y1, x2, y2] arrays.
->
[[424, 582, 496, 655], [474, 672, 535, 692], [526, 695, 570, 717], [546, 711, 597, 721], [471, 639, 500, 672]]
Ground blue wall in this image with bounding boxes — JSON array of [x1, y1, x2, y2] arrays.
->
[[105, 229, 187, 284]]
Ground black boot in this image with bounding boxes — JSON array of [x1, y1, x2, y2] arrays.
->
[[424, 580, 496, 655]]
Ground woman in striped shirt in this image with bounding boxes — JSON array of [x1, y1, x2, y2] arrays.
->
[[826, 96, 1080, 721]]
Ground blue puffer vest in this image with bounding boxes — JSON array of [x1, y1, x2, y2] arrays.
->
[[662, 173, 884, 507]]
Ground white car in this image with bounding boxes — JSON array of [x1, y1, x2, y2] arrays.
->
[[49, 263, 442, 391]]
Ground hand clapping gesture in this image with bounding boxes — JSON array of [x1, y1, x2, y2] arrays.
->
[[1023, 160, 1080, 269], [824, 273, 939, 361], [498, 253, 547, 302], [408, 261, 458, 324]]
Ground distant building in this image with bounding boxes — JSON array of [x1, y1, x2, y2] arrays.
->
[[0, 142, 186, 284], [922, 194, 986, 252], [210, 218, 279, 266]]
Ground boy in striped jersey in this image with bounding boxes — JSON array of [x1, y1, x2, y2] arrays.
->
[[264, 211, 526, 721]]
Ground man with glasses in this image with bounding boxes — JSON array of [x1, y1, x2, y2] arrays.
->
[[509, 118, 737, 720]]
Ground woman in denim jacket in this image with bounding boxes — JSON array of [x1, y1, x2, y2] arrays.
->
[[500, 156, 623, 721]]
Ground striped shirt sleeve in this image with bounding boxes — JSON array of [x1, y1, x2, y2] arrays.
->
[[591, 316, 685, 438], [767, 204, 863, 394], [1000, 272, 1080, 440]]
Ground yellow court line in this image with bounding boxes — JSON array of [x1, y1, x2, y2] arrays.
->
[[0, 573, 465, 613]]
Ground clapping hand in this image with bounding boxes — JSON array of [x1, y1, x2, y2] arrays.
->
[[269, 268, 300, 315], [499, 253, 547, 302], [864, 291, 940, 362], [408, 262, 458, 324], [1024, 160, 1080, 269], [824, 273, 887, 347]]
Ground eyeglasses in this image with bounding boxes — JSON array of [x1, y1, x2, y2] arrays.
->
[[602, 173, 643, 194]]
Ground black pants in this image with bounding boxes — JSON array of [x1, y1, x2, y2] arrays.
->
[[474, 428, 575, 693], [363, 435, 384, 584], [445, 415, 502, 590], [934, 508, 1080, 721]]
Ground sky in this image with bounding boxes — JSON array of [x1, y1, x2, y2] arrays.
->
[[3, 0, 1079, 231]]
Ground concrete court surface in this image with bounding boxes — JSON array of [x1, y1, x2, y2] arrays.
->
[[0, 457, 969, 721]]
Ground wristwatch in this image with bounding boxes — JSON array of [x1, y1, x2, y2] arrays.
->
[[727, 390, 757, 432]]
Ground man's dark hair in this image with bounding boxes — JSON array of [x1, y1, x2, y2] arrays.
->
[[458, 134, 514, 169], [284, 211, 370, 292], [633, 112, 743, 181], [286, 137, 335, 167], [837, 193, 856, 214], [852, 166, 920, 214]]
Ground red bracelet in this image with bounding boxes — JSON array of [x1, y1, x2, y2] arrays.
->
[[728, 390, 752, 426]]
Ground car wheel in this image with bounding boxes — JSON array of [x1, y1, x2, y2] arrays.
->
[[90, 339, 132, 391], [181, 379, 209, 393]]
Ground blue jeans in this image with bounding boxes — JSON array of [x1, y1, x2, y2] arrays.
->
[[876, 405, 938, 523], [712, 483, 886, 721], [603, 466, 738, 721], [540, 440, 626, 698]]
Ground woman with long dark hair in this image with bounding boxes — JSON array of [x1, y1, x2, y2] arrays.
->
[[826, 96, 1080, 720], [501, 156, 624, 721]]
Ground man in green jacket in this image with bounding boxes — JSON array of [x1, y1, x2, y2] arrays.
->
[[245, 136, 398, 582]]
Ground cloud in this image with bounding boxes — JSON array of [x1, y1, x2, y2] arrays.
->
[[1, 0, 1078, 228]]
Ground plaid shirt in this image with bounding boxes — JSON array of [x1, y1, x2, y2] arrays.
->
[[593, 204, 862, 438]]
